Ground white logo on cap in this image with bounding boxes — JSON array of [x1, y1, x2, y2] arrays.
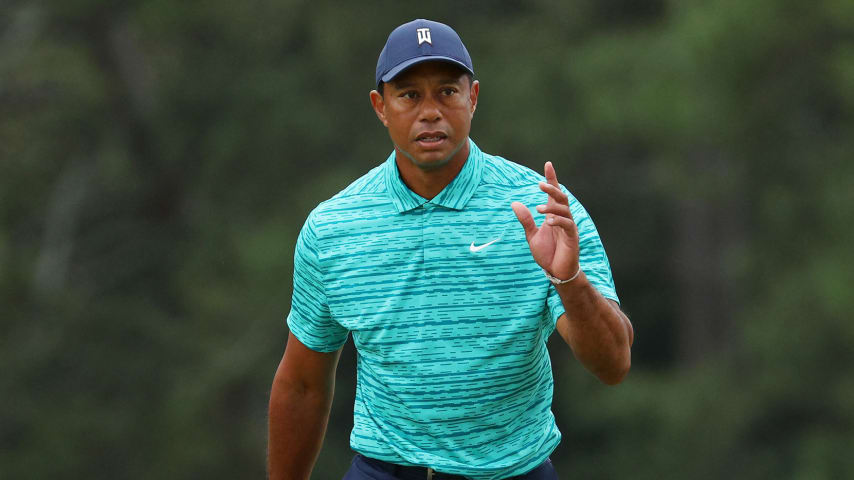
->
[[416, 27, 431, 45]]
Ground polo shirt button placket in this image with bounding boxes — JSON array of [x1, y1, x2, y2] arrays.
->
[[420, 203, 430, 267], [422, 202, 439, 265]]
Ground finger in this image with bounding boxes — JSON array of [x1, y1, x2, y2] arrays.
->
[[543, 162, 559, 207], [544, 161, 560, 189], [511, 201, 538, 241], [538, 182, 569, 205], [546, 214, 578, 236], [536, 203, 571, 218], [537, 201, 575, 224]]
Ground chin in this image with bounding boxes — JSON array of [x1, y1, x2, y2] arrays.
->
[[396, 137, 467, 172], [410, 153, 453, 171]]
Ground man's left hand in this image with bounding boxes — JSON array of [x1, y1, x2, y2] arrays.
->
[[511, 161, 579, 281]]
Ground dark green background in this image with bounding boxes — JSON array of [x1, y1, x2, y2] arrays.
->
[[3, 0, 853, 478]]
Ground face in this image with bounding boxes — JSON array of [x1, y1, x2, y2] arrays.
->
[[370, 62, 479, 171]]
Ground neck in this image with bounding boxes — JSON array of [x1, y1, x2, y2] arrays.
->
[[395, 140, 471, 200]]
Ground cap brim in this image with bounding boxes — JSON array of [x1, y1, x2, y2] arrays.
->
[[380, 56, 474, 84]]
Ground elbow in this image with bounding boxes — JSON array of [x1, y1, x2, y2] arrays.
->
[[601, 319, 633, 385], [599, 364, 629, 385], [597, 352, 631, 386]]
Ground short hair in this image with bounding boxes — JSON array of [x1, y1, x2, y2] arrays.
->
[[378, 72, 474, 97]]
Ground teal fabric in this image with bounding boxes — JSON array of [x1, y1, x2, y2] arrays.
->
[[287, 140, 618, 480]]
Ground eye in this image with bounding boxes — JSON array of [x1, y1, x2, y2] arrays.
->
[[441, 87, 458, 96], [400, 90, 418, 99]]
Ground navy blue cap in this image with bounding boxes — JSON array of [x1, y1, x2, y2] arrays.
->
[[375, 19, 474, 87]]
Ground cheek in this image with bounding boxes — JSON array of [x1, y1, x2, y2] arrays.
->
[[444, 96, 472, 115], [386, 103, 414, 123], [393, 111, 422, 130], [448, 106, 473, 126], [385, 116, 414, 140], [448, 96, 470, 108]]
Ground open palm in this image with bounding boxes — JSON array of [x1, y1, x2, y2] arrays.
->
[[511, 162, 580, 281]]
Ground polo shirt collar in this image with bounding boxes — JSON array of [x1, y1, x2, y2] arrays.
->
[[384, 138, 484, 213]]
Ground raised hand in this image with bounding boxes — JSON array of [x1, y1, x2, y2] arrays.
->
[[511, 162, 580, 282]]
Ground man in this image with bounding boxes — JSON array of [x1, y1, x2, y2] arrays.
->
[[268, 19, 633, 480]]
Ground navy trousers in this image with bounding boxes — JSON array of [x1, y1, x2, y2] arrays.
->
[[342, 454, 559, 480]]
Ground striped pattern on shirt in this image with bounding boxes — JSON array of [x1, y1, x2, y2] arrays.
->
[[287, 140, 618, 480]]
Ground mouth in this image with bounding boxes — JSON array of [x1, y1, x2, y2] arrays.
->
[[414, 131, 448, 148]]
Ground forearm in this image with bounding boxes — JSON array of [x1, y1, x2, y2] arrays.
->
[[267, 374, 335, 480], [555, 272, 633, 385]]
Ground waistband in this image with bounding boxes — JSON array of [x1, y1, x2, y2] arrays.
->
[[357, 454, 551, 480]]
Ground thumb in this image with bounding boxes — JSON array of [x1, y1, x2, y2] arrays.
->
[[511, 202, 538, 241]]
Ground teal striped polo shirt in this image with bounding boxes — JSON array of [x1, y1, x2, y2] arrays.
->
[[287, 139, 618, 480]]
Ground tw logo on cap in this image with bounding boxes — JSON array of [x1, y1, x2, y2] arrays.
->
[[416, 27, 431, 45]]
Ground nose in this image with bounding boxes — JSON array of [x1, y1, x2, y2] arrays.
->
[[418, 93, 442, 123]]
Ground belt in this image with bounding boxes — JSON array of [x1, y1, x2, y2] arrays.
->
[[359, 455, 543, 480]]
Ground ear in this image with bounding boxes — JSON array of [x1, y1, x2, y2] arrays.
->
[[469, 80, 480, 117], [369, 90, 388, 127]]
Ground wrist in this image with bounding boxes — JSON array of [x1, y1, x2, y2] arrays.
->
[[544, 266, 581, 285]]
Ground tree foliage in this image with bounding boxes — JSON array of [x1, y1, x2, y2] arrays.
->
[[2, 0, 852, 478]]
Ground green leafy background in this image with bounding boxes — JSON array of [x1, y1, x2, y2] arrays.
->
[[3, 0, 853, 478]]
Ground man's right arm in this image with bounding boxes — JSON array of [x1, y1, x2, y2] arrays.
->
[[268, 332, 342, 480]]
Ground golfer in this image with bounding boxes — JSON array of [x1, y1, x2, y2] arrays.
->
[[268, 18, 633, 480]]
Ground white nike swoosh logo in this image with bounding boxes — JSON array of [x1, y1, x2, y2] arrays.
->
[[469, 238, 500, 252]]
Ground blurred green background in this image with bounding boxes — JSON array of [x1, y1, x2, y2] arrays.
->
[[3, 0, 854, 478]]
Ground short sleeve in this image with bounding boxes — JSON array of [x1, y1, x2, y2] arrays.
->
[[571, 192, 619, 304], [547, 284, 565, 325], [286, 214, 349, 352], [545, 189, 620, 326]]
